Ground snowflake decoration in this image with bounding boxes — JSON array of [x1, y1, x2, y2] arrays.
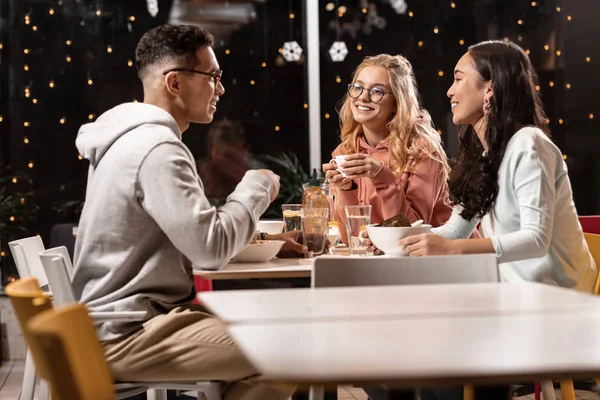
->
[[147, 0, 159, 17], [389, 0, 408, 14], [282, 41, 303, 62], [329, 41, 348, 62], [366, 12, 387, 30]]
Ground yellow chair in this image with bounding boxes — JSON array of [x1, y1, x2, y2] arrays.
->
[[7, 275, 221, 400], [6, 277, 115, 400], [5, 277, 68, 400], [27, 303, 116, 400], [466, 233, 600, 400], [586, 233, 600, 296], [555, 232, 600, 400]]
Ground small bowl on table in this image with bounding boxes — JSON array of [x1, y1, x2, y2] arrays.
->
[[257, 220, 285, 235], [366, 224, 432, 257], [234, 240, 285, 263]]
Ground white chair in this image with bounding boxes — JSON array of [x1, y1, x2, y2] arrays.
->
[[9, 237, 150, 400], [39, 247, 147, 322], [312, 254, 499, 288], [9, 236, 49, 287], [9, 237, 148, 400], [39, 247, 221, 400], [9, 236, 51, 400], [312, 254, 500, 400]]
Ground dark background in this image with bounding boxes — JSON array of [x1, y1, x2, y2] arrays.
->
[[1, 0, 599, 283]]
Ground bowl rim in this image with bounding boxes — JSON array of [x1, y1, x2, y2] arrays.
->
[[367, 223, 432, 229], [235, 240, 286, 262], [246, 240, 286, 245]]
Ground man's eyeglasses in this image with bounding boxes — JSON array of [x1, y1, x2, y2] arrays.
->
[[162, 68, 223, 82], [347, 83, 390, 103]]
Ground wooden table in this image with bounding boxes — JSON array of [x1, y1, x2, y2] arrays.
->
[[199, 282, 600, 324]]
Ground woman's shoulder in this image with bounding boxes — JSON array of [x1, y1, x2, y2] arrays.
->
[[504, 126, 561, 165], [507, 126, 553, 150]]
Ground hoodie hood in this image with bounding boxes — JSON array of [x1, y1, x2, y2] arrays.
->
[[357, 135, 391, 155], [76, 103, 181, 167]]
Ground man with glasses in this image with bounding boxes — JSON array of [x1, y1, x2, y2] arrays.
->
[[72, 24, 295, 400]]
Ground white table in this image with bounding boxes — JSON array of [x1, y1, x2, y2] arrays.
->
[[193, 257, 314, 280], [192, 247, 351, 280], [199, 282, 600, 324], [227, 312, 600, 387], [199, 283, 600, 400]]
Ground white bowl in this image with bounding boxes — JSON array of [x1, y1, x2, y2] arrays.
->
[[257, 220, 285, 235], [234, 240, 285, 263], [366, 224, 432, 256]]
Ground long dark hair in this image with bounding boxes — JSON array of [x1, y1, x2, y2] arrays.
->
[[448, 40, 549, 220]]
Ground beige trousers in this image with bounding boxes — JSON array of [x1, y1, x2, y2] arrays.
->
[[103, 305, 295, 400]]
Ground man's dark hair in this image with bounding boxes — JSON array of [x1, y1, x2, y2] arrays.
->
[[135, 24, 214, 79]]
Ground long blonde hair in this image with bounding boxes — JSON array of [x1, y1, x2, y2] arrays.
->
[[338, 54, 450, 180]]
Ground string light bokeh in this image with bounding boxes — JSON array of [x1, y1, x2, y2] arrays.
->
[[1, 0, 599, 282]]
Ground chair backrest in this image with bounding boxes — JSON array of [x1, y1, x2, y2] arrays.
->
[[583, 233, 600, 295], [580, 216, 600, 235], [312, 254, 499, 288], [38, 247, 77, 306], [5, 277, 54, 388], [27, 304, 116, 400], [8, 236, 49, 287]]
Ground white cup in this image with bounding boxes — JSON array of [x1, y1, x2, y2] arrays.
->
[[329, 155, 348, 177]]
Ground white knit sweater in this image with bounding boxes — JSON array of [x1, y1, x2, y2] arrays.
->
[[433, 127, 597, 292]]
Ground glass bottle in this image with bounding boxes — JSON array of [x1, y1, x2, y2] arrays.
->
[[302, 168, 328, 209]]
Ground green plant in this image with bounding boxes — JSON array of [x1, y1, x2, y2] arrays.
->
[[0, 171, 37, 237], [52, 199, 85, 221], [258, 152, 309, 219], [51, 180, 87, 222], [0, 168, 38, 286]]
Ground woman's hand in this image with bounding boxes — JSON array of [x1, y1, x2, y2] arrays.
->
[[360, 230, 385, 256], [399, 233, 455, 256], [323, 161, 353, 190], [339, 153, 383, 179]]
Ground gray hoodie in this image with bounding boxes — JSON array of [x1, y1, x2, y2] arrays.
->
[[72, 103, 274, 341]]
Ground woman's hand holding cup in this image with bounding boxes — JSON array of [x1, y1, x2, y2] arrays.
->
[[323, 155, 353, 190]]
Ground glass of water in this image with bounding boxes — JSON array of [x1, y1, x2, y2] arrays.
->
[[282, 204, 302, 232], [344, 205, 372, 256]]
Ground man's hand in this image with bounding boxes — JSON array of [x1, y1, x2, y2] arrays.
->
[[265, 230, 334, 258], [257, 169, 280, 202], [265, 230, 308, 258]]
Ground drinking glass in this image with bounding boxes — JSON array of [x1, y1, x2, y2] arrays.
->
[[301, 208, 329, 258], [345, 205, 372, 256], [282, 204, 302, 232]]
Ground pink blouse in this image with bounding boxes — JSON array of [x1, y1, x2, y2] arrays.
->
[[332, 136, 453, 245]]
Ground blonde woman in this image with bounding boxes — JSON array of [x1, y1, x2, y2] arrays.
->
[[323, 54, 453, 244]]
